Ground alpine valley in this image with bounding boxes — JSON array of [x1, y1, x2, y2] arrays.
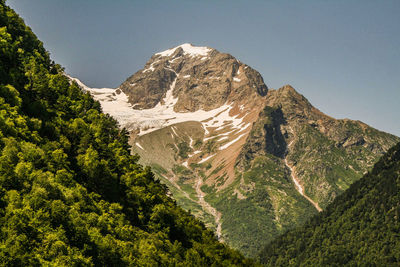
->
[[72, 44, 399, 257]]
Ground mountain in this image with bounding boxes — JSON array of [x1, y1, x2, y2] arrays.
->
[[120, 43, 267, 113], [259, 141, 400, 265], [0, 2, 254, 265], [73, 44, 399, 257]]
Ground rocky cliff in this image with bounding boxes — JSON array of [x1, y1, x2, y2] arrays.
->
[[120, 43, 267, 112]]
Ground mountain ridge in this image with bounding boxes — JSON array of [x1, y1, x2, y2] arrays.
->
[[71, 43, 399, 257], [119, 43, 268, 113]]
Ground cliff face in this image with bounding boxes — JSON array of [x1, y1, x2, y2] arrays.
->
[[73, 44, 399, 258], [236, 105, 287, 172], [119, 43, 267, 112]]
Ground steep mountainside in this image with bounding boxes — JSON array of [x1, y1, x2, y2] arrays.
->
[[73, 45, 399, 257], [0, 2, 253, 265], [119, 43, 267, 113], [259, 141, 400, 266], [219, 86, 399, 255]]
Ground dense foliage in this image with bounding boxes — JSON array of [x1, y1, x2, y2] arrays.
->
[[0, 1, 254, 265], [259, 142, 400, 266]]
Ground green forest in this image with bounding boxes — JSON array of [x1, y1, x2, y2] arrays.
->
[[259, 142, 400, 266], [2, 0, 400, 265], [0, 1, 254, 265]]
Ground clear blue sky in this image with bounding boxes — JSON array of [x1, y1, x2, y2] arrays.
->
[[7, 0, 400, 137]]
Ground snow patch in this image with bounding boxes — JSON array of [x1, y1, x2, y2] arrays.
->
[[69, 76, 140, 129], [143, 66, 155, 73], [142, 59, 160, 73], [136, 142, 144, 150], [69, 76, 250, 140], [171, 126, 178, 136], [233, 77, 241, 82], [219, 132, 247, 150], [218, 136, 229, 141], [199, 154, 216, 164], [169, 56, 181, 63], [69, 77, 91, 91], [189, 137, 194, 149], [156, 43, 211, 58]]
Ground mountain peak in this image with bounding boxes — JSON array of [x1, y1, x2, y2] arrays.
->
[[119, 44, 268, 112], [268, 84, 311, 106], [280, 84, 296, 92], [155, 43, 212, 58]]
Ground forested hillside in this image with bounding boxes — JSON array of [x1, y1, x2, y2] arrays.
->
[[0, 1, 253, 265], [259, 142, 400, 266]]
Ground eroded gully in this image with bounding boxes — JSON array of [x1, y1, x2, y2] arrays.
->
[[285, 133, 322, 212]]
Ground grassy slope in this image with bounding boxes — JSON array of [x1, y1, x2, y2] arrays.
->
[[132, 122, 218, 228], [260, 142, 400, 266], [291, 120, 400, 208], [205, 154, 316, 257]]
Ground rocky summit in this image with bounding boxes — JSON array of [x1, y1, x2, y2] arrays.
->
[[72, 43, 399, 257], [119, 43, 267, 112]]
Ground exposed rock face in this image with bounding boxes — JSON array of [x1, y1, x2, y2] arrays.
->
[[119, 43, 268, 112], [120, 67, 177, 109], [236, 106, 287, 171]]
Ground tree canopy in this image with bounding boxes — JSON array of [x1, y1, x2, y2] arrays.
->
[[0, 2, 254, 266]]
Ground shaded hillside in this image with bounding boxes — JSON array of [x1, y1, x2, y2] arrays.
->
[[259, 142, 400, 266], [0, 2, 253, 266]]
